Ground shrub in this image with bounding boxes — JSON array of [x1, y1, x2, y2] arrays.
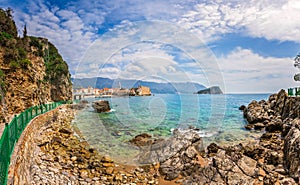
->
[[0, 69, 5, 93], [9, 60, 20, 69], [20, 58, 31, 68], [0, 31, 13, 40]]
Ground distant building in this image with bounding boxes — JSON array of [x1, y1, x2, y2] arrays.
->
[[73, 85, 151, 98], [136, 86, 151, 96]]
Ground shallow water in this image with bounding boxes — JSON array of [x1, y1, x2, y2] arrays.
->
[[72, 93, 270, 165]]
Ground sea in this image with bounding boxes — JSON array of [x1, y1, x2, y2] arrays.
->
[[72, 93, 270, 165]]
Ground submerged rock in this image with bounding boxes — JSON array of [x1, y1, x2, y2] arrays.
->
[[92, 100, 111, 113], [239, 105, 246, 111], [129, 133, 153, 147]]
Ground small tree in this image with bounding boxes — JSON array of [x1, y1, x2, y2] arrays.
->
[[5, 7, 13, 19], [294, 53, 300, 82], [23, 24, 27, 38]]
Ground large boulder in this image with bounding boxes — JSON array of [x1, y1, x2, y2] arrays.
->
[[243, 100, 270, 125], [284, 119, 300, 179], [92, 100, 111, 113], [273, 89, 287, 117], [183, 146, 258, 184], [129, 133, 154, 147], [136, 129, 204, 180]]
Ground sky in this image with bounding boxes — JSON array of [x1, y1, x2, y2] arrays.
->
[[1, 0, 300, 93]]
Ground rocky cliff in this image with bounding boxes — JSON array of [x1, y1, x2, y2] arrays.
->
[[132, 90, 300, 184], [0, 8, 72, 124], [242, 89, 300, 183]]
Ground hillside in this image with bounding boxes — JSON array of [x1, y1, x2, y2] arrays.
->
[[72, 77, 206, 94], [0, 8, 72, 124], [197, 86, 223, 94]]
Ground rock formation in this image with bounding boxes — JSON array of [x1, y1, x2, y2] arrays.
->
[[92, 100, 111, 113], [0, 8, 72, 124], [197, 86, 223, 94], [131, 89, 300, 184], [240, 89, 300, 184], [11, 106, 160, 184], [133, 129, 204, 180]]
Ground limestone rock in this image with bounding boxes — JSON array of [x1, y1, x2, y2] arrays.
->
[[284, 121, 300, 179], [92, 100, 111, 113], [135, 128, 204, 180], [129, 133, 153, 147], [239, 105, 246, 111]]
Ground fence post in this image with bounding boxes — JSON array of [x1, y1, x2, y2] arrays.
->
[[5, 123, 10, 159], [13, 116, 17, 143], [35, 106, 37, 117], [30, 107, 33, 119], [25, 109, 28, 124]]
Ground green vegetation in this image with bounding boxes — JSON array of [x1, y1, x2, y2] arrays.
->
[[0, 69, 5, 100], [0, 31, 13, 41], [44, 42, 70, 83], [29, 36, 44, 56], [0, 7, 71, 99], [0, 8, 18, 38]]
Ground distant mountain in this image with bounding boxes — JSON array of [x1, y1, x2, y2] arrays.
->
[[197, 86, 223, 94], [72, 77, 206, 94]]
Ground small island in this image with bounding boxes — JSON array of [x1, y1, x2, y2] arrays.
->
[[196, 86, 223, 94]]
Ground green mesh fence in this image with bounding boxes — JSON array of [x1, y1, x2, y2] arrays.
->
[[0, 101, 67, 185], [288, 87, 300, 97]]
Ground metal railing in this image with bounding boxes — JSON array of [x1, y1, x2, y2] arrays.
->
[[288, 87, 300, 96], [0, 101, 67, 185]]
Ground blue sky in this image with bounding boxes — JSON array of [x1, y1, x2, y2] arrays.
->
[[1, 0, 300, 93]]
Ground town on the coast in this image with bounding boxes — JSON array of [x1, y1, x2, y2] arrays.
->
[[73, 85, 151, 100]]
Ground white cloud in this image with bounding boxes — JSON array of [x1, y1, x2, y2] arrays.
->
[[76, 20, 223, 88], [218, 47, 299, 93], [10, 0, 98, 75], [178, 0, 300, 43], [3, 0, 299, 93]]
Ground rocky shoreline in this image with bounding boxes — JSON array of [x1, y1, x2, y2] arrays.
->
[[13, 89, 300, 184], [27, 105, 162, 185], [129, 89, 300, 184]]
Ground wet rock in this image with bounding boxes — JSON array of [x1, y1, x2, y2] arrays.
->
[[254, 122, 265, 130], [129, 133, 153, 147], [239, 105, 246, 110], [207, 143, 220, 156], [92, 100, 111, 113], [244, 124, 254, 130]]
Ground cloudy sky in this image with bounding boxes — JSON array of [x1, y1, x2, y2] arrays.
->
[[1, 0, 300, 93]]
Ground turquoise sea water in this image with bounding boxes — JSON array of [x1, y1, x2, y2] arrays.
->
[[72, 94, 270, 164]]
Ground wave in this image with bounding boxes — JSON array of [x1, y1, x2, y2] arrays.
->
[[171, 128, 219, 138], [109, 109, 116, 112]]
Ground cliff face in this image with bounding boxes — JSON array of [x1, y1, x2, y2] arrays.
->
[[0, 8, 72, 124], [243, 89, 300, 182]]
